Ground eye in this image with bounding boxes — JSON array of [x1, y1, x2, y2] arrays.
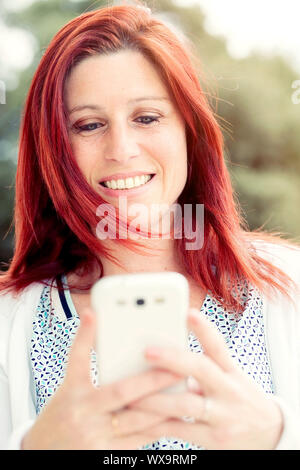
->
[[136, 115, 160, 125], [71, 115, 160, 135], [74, 122, 102, 133]]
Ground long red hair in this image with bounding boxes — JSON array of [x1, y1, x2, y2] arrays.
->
[[0, 2, 298, 311]]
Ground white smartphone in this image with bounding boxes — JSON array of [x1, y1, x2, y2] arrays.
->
[[91, 271, 190, 393]]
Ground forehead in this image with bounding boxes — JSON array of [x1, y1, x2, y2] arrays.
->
[[64, 50, 171, 107]]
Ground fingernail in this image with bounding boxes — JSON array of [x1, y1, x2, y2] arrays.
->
[[187, 376, 202, 393], [81, 307, 93, 323], [145, 347, 162, 360], [188, 311, 199, 325]]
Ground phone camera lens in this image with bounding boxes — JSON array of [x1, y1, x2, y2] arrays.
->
[[136, 298, 145, 306]]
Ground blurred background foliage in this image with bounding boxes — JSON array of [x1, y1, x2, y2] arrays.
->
[[1, 0, 300, 267]]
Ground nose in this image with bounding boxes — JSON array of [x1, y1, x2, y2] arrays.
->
[[104, 121, 140, 163]]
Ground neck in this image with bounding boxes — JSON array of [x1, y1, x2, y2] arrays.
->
[[67, 237, 206, 310], [99, 237, 183, 277]]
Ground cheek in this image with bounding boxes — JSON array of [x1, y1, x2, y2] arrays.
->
[[156, 129, 187, 169], [164, 137, 188, 181], [157, 135, 188, 199], [173, 135, 188, 192], [69, 138, 98, 174]]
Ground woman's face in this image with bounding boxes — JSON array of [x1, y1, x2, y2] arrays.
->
[[65, 50, 187, 230]]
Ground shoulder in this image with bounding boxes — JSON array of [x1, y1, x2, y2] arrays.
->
[[0, 281, 48, 369], [251, 239, 300, 285], [0, 289, 24, 336], [0, 280, 48, 323], [0, 290, 24, 373], [0, 278, 51, 308]]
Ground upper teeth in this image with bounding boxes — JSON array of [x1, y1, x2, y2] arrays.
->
[[102, 174, 152, 189]]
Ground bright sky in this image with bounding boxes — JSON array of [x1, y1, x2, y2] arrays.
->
[[1, 0, 300, 88]]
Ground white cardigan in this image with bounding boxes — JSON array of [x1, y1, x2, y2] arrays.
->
[[1, 241, 300, 450]]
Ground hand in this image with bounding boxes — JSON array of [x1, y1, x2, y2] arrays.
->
[[22, 307, 182, 450], [128, 309, 284, 450]]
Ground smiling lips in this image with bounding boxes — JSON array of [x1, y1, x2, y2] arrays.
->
[[99, 171, 155, 190], [101, 174, 153, 189], [98, 172, 156, 197]]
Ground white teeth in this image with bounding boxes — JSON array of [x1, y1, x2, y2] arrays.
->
[[102, 174, 152, 189], [125, 177, 134, 188], [117, 179, 125, 189]]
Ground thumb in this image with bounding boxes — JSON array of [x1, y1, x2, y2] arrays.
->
[[64, 307, 97, 386]]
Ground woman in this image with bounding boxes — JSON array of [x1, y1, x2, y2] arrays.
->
[[0, 3, 300, 450]]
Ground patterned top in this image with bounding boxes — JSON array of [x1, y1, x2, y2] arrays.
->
[[30, 275, 274, 450]]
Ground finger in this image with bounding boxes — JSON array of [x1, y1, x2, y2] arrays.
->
[[142, 418, 211, 449], [64, 307, 96, 386], [144, 346, 225, 395], [127, 391, 210, 422], [99, 368, 184, 413], [187, 375, 204, 395], [110, 430, 164, 450], [187, 308, 236, 372], [108, 408, 174, 439], [109, 433, 159, 450]]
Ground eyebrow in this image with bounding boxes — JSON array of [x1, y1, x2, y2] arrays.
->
[[68, 96, 170, 115]]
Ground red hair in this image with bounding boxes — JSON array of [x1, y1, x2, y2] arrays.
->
[[0, 2, 298, 311]]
